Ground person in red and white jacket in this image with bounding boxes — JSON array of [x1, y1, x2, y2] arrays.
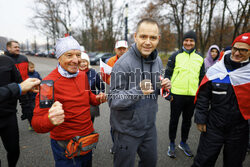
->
[[5, 41, 29, 81], [192, 33, 250, 167], [32, 36, 107, 167], [5, 41, 33, 125]]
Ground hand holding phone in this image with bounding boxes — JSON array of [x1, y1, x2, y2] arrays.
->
[[48, 101, 65, 126], [159, 76, 171, 98], [39, 80, 54, 108]]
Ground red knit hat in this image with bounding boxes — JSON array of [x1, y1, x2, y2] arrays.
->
[[232, 33, 250, 46]]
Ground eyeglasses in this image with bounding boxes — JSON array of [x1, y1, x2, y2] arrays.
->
[[232, 47, 250, 55]]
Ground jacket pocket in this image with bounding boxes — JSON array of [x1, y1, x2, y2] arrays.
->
[[127, 109, 143, 130], [212, 82, 228, 91], [211, 82, 229, 103]]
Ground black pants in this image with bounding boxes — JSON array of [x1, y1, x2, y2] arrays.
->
[[0, 113, 20, 167], [248, 120, 250, 146], [169, 94, 195, 143], [192, 120, 249, 167]]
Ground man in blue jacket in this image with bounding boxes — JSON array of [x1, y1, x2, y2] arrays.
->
[[108, 18, 171, 167]]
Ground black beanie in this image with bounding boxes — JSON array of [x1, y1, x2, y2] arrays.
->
[[183, 30, 196, 42]]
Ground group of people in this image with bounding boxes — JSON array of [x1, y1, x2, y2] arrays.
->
[[0, 18, 249, 167]]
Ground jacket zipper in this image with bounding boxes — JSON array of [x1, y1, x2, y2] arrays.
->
[[187, 52, 191, 95]]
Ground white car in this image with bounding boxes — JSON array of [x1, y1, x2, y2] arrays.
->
[[0, 50, 4, 55]]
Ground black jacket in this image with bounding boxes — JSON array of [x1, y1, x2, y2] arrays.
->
[[194, 54, 249, 128], [0, 56, 30, 117], [5, 51, 29, 81]]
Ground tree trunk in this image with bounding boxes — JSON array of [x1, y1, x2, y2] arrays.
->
[[219, 0, 227, 49]]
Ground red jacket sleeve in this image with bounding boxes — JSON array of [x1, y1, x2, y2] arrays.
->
[[31, 94, 55, 133], [89, 91, 100, 106]]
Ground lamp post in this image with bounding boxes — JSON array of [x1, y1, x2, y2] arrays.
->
[[34, 36, 37, 54], [125, 3, 128, 41], [26, 39, 29, 51], [47, 36, 50, 55]]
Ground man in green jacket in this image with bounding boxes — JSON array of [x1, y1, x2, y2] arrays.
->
[[165, 30, 205, 158]]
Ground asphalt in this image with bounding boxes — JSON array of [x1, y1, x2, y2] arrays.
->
[[0, 55, 249, 167]]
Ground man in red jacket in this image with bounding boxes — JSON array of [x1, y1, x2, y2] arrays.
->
[[5, 41, 29, 81], [5, 41, 33, 127], [32, 36, 106, 167]]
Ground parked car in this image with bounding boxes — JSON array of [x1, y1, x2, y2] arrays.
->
[[88, 52, 99, 58], [90, 52, 114, 65], [0, 49, 4, 55], [35, 51, 46, 57], [24, 50, 35, 56], [48, 51, 56, 58]]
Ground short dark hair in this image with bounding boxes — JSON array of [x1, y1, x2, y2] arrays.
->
[[6, 40, 19, 47], [28, 61, 34, 66], [136, 18, 160, 33]]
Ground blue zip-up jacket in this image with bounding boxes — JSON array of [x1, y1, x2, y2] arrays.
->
[[28, 70, 42, 100], [86, 68, 105, 95]]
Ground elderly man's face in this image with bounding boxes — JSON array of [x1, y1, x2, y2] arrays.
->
[[7, 42, 20, 55], [134, 22, 160, 58], [58, 50, 81, 73], [231, 42, 250, 63]]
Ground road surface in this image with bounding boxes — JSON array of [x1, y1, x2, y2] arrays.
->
[[0, 56, 249, 167]]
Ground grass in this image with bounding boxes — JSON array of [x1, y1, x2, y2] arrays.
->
[[159, 52, 171, 67]]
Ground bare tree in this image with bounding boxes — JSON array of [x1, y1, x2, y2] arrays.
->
[[29, 0, 74, 45], [98, 0, 116, 51], [77, 0, 124, 52], [209, 16, 234, 49], [219, 0, 227, 48], [79, 0, 99, 51], [138, 2, 162, 20], [227, 0, 249, 41], [58, 0, 74, 35], [138, 2, 176, 52], [161, 0, 187, 48], [241, 4, 250, 32], [194, 0, 219, 55]]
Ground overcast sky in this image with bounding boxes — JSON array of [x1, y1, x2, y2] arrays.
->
[[0, 0, 48, 45], [0, 0, 141, 46]]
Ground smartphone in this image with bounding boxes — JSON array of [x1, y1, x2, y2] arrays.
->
[[155, 73, 163, 89], [39, 80, 54, 108], [157, 73, 170, 98]]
